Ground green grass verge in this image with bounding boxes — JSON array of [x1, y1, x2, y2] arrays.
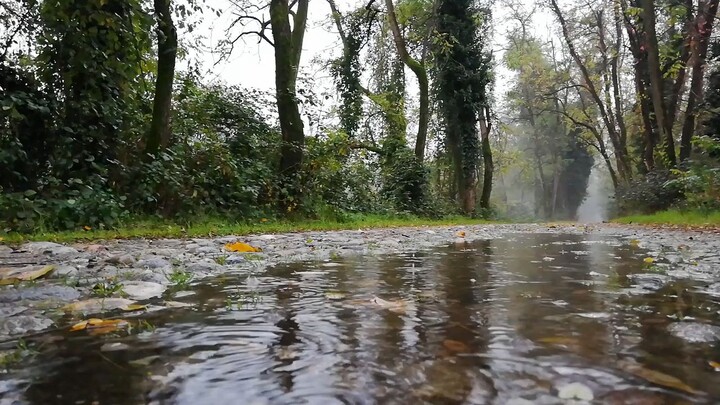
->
[[0, 215, 496, 244], [613, 209, 720, 226]]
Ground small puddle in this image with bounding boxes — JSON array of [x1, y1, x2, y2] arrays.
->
[[2, 233, 720, 404]]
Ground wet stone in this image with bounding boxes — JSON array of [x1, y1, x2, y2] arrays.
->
[[0, 285, 81, 303], [51, 265, 78, 278], [138, 269, 169, 285], [225, 255, 245, 265], [185, 260, 221, 273], [667, 322, 720, 343], [122, 281, 165, 300], [106, 254, 136, 266], [21, 242, 78, 257], [0, 315, 53, 336], [137, 257, 172, 270]]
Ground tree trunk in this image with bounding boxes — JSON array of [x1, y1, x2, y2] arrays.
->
[[621, 0, 658, 171], [641, 0, 678, 167], [270, 0, 308, 211], [146, 0, 177, 155], [384, 0, 429, 162], [680, 0, 720, 162], [479, 107, 493, 212]]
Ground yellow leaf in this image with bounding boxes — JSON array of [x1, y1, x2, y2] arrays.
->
[[260, 218, 268, 223], [0, 265, 54, 285], [83, 226, 91, 231], [121, 304, 147, 312], [70, 318, 126, 334], [709, 360, 720, 371], [224, 241, 262, 253], [456, 231, 466, 238], [70, 320, 90, 331], [643, 257, 655, 264], [629, 239, 640, 247]]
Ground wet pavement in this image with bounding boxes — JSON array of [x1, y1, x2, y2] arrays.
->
[[1, 223, 720, 404]]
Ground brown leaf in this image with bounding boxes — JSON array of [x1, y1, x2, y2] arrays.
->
[[618, 361, 700, 395], [443, 339, 470, 353]]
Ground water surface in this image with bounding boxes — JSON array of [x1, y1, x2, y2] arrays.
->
[[3, 232, 720, 404]]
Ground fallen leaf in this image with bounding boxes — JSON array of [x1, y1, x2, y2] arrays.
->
[[709, 360, 720, 371], [456, 231, 466, 238], [325, 292, 346, 300], [70, 318, 128, 335], [443, 339, 470, 353], [370, 296, 407, 314], [557, 382, 594, 400], [0, 265, 55, 285], [643, 257, 655, 264], [618, 360, 700, 395], [122, 304, 148, 312], [224, 241, 262, 253], [629, 239, 640, 247], [538, 336, 580, 346]]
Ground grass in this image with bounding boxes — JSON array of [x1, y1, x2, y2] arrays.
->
[[614, 209, 720, 227], [0, 214, 495, 244]]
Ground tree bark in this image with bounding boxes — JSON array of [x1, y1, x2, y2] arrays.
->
[[146, 0, 177, 155], [620, 0, 658, 171], [270, 0, 308, 210], [384, 0, 429, 162], [479, 106, 493, 212], [640, 0, 678, 167], [680, 0, 720, 162]]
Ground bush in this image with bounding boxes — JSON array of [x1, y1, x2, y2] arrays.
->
[[615, 170, 683, 215], [664, 136, 720, 213]]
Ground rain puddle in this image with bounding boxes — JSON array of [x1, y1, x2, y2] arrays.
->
[[2, 233, 720, 404]]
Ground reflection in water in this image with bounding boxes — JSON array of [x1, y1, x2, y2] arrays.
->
[[5, 233, 720, 404]]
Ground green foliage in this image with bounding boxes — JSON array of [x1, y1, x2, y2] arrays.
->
[[381, 146, 432, 215], [166, 268, 193, 288], [615, 170, 683, 214], [664, 136, 720, 213], [301, 132, 382, 217], [433, 0, 492, 214]]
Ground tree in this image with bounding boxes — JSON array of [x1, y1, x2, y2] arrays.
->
[[269, 0, 308, 211], [227, 0, 309, 211], [146, 0, 178, 155], [384, 0, 430, 162], [434, 0, 492, 214], [549, 0, 632, 183]]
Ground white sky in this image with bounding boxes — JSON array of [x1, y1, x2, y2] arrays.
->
[[188, 1, 554, 89]]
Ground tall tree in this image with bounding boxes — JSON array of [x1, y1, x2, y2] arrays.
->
[[384, 0, 430, 162], [435, 0, 492, 214], [146, 0, 178, 155], [549, 0, 632, 183]]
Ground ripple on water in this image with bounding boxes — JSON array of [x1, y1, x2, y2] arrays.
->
[[5, 233, 720, 404]]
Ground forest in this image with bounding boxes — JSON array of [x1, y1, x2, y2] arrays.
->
[[2, 0, 720, 234]]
